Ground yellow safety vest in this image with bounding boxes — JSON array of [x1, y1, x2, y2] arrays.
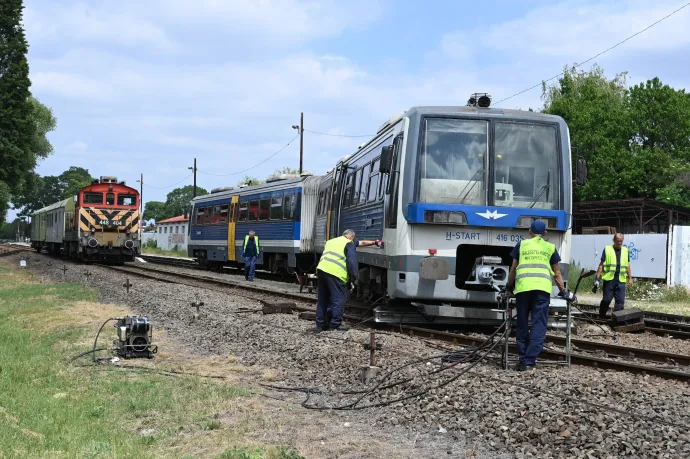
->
[[601, 245, 629, 282], [514, 236, 556, 295], [243, 235, 260, 253], [317, 236, 350, 282]]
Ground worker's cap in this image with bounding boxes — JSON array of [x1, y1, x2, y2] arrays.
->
[[530, 220, 546, 235]]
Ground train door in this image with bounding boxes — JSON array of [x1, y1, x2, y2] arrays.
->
[[227, 196, 239, 261], [329, 164, 347, 239]]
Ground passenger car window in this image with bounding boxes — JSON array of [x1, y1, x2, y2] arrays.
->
[[219, 204, 229, 222], [270, 196, 282, 220], [239, 202, 248, 221], [248, 201, 259, 221], [259, 199, 269, 221]]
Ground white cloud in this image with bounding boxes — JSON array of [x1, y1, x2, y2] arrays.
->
[[31, 71, 114, 102], [480, 1, 690, 58]]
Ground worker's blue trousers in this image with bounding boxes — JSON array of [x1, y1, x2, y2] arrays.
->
[[515, 290, 550, 366], [599, 280, 626, 317], [244, 255, 257, 280], [315, 270, 348, 330]]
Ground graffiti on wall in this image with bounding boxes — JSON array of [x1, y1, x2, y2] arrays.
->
[[169, 234, 185, 246]]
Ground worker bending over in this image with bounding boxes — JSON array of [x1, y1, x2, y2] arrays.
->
[[507, 220, 574, 372], [315, 229, 380, 332]]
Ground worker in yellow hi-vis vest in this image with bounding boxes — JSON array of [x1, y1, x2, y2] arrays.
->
[[314, 229, 380, 332], [506, 220, 572, 372], [594, 233, 632, 318]]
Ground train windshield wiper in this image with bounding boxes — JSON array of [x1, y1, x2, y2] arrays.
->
[[528, 170, 550, 209]]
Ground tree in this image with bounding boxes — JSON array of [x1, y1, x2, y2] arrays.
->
[[267, 167, 312, 181], [162, 185, 208, 219], [542, 66, 690, 206], [143, 201, 166, 221], [12, 167, 94, 217], [0, 0, 35, 221], [237, 176, 262, 187], [58, 166, 94, 199]]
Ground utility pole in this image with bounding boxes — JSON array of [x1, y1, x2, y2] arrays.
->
[[299, 112, 304, 175], [189, 158, 197, 198], [292, 112, 304, 175], [137, 174, 144, 236]]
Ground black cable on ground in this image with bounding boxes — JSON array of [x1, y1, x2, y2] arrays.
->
[[68, 348, 114, 363], [92, 318, 117, 363]]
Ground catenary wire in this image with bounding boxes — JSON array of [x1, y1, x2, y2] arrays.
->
[[196, 134, 299, 177], [494, 2, 690, 106]]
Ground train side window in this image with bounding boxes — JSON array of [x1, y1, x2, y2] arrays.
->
[[117, 194, 136, 206], [106, 193, 115, 205], [211, 205, 221, 224], [248, 200, 259, 221], [239, 201, 248, 221], [343, 172, 354, 208], [283, 193, 295, 220], [195, 207, 204, 225], [353, 168, 363, 207], [259, 198, 269, 221], [368, 160, 380, 202], [203, 206, 212, 224], [359, 164, 369, 205], [83, 192, 103, 204], [270, 195, 282, 220], [219, 204, 229, 222]]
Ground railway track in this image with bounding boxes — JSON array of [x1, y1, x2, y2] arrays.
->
[[575, 303, 690, 339], [97, 262, 690, 382]]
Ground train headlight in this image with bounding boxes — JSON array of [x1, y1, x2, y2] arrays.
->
[[124, 240, 134, 249], [517, 216, 558, 229], [424, 211, 467, 225]]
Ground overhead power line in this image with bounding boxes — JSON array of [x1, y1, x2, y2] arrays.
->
[[142, 173, 193, 190], [197, 134, 299, 177], [304, 129, 374, 138], [494, 1, 690, 106]]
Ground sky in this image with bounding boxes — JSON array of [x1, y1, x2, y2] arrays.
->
[[11, 0, 690, 220]]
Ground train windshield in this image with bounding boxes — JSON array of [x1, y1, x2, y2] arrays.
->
[[419, 119, 488, 205], [494, 123, 560, 209]]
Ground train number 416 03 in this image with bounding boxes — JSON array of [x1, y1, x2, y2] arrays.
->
[[496, 234, 524, 243]]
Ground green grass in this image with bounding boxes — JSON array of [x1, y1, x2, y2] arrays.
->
[[216, 446, 304, 459], [141, 246, 190, 259], [0, 262, 301, 458]]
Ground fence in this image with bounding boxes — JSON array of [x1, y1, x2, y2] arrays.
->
[[571, 233, 668, 280]]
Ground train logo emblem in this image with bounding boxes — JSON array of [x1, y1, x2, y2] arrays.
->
[[476, 209, 508, 220]]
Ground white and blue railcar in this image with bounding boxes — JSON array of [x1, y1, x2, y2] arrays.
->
[[317, 101, 584, 324], [188, 175, 321, 273]]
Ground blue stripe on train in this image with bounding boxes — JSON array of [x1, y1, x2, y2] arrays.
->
[[191, 221, 302, 242], [405, 203, 568, 231]]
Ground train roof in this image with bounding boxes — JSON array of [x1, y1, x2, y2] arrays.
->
[[192, 175, 320, 203], [402, 106, 565, 123], [32, 199, 70, 216]]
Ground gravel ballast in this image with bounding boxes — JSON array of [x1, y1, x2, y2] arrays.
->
[[12, 252, 690, 458]]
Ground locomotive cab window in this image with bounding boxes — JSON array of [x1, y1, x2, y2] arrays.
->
[[117, 194, 136, 206], [83, 192, 103, 204], [106, 193, 115, 205], [270, 196, 282, 220]]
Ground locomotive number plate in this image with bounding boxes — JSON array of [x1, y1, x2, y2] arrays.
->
[[99, 219, 123, 226]]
